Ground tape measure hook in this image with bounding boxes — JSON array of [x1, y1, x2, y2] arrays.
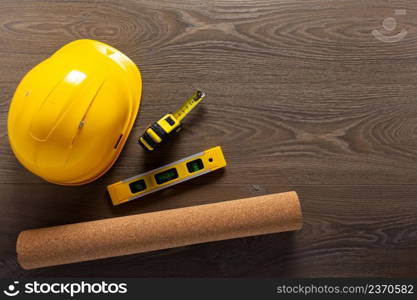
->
[[194, 89, 206, 101]]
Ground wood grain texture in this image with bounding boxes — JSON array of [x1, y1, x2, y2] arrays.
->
[[1, 0, 417, 277]]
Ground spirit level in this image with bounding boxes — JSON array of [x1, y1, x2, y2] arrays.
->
[[107, 146, 226, 205], [139, 90, 206, 151]]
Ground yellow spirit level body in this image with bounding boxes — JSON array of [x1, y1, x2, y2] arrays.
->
[[107, 146, 226, 205], [139, 90, 205, 151]]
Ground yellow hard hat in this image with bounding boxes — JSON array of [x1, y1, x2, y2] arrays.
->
[[7, 39, 142, 185]]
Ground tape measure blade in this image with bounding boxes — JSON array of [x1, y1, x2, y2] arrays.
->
[[173, 90, 205, 121]]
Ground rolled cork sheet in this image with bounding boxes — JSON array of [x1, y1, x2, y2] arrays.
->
[[17, 191, 302, 269]]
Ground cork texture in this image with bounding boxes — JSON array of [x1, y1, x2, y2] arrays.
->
[[16, 191, 302, 269]]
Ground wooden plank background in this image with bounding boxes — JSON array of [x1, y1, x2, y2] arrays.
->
[[1, 0, 417, 277]]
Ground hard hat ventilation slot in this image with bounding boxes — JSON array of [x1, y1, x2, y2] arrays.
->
[[114, 134, 123, 149]]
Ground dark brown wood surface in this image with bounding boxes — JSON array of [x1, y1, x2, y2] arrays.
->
[[1, 0, 417, 277]]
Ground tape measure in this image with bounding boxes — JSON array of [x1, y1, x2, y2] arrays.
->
[[139, 90, 206, 151], [107, 146, 226, 205]]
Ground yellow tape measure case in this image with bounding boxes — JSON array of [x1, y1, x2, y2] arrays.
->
[[139, 90, 205, 151]]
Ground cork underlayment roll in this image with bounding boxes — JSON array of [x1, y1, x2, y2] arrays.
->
[[17, 191, 302, 270]]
